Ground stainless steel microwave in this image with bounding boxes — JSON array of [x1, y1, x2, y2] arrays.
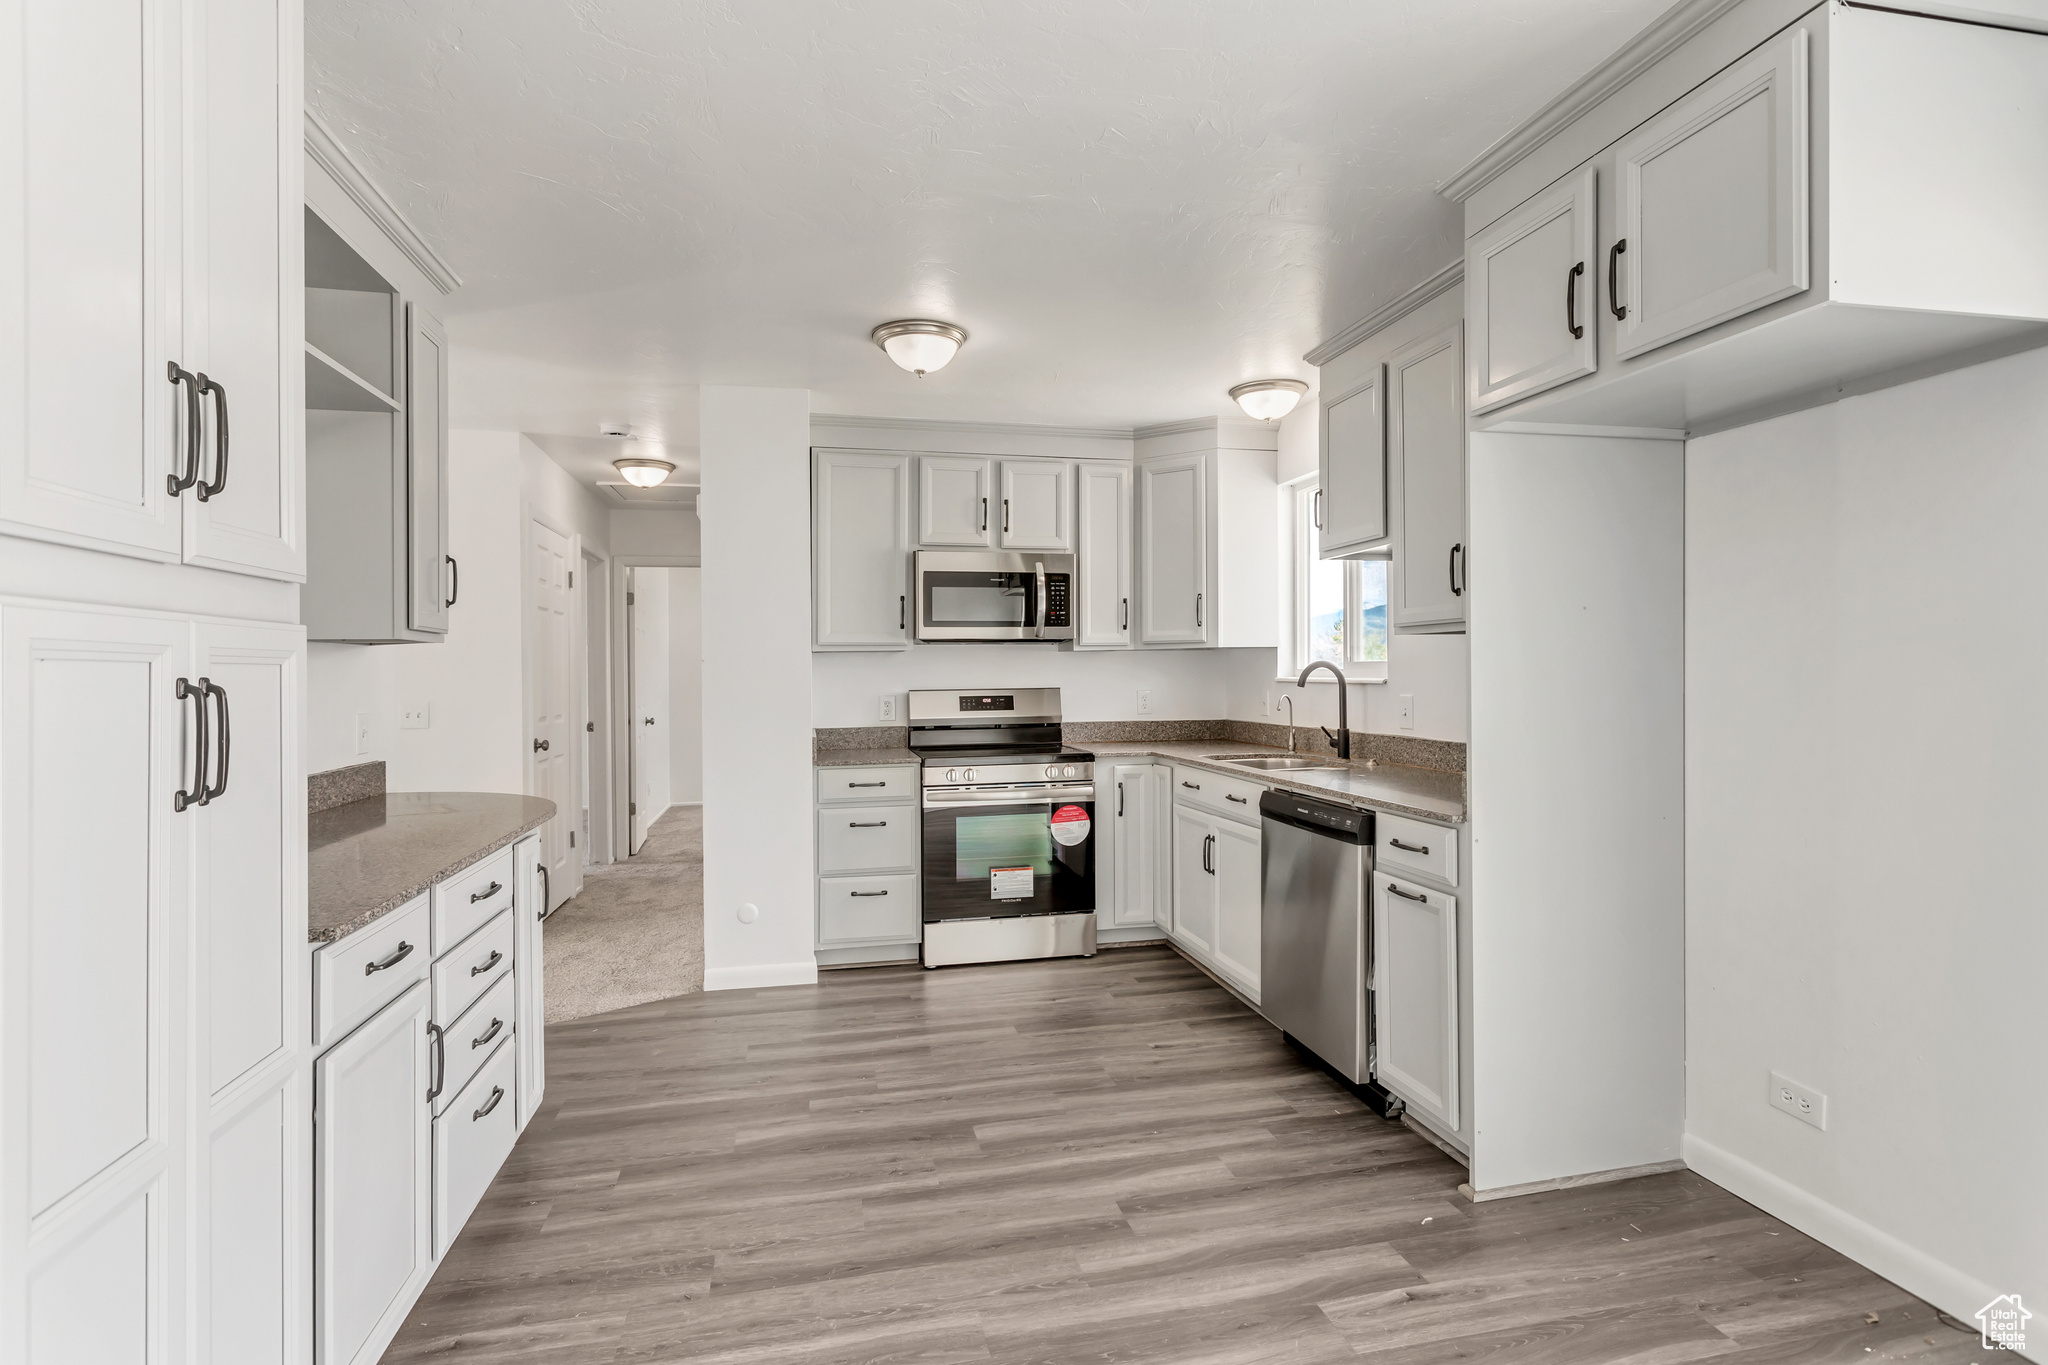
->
[[914, 550, 1075, 642]]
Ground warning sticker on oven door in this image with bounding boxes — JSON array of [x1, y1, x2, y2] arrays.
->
[[1049, 805, 1091, 846], [991, 866, 1033, 900]]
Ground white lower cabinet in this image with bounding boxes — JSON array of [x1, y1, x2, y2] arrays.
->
[[1170, 805, 1218, 958], [1105, 764, 1165, 928], [433, 1041, 518, 1259], [514, 835, 546, 1128], [815, 763, 921, 950], [315, 980, 432, 1365], [1373, 871, 1460, 1133], [1170, 791, 1263, 1001]]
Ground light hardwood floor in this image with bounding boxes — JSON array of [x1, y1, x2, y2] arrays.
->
[[386, 945, 1979, 1363]]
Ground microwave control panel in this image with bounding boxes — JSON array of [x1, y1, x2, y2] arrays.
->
[[1044, 577, 1069, 627]]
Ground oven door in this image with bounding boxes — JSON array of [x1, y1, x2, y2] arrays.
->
[[915, 551, 1076, 641], [921, 784, 1095, 921]]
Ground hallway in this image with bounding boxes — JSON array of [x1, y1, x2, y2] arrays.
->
[[544, 805, 705, 1022]]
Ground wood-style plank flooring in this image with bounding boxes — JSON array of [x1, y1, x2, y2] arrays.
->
[[386, 945, 1978, 1363]]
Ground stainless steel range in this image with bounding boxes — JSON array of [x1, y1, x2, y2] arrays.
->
[[910, 688, 1097, 968]]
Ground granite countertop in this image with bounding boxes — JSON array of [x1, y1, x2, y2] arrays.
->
[[309, 792, 556, 944], [1084, 741, 1466, 824], [815, 746, 920, 767]]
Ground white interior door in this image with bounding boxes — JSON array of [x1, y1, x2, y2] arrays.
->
[[628, 568, 671, 852], [528, 520, 575, 907]]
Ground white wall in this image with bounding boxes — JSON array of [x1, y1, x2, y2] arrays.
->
[[1685, 347, 2048, 1328], [701, 387, 816, 990], [610, 507, 701, 559], [668, 567, 702, 804]]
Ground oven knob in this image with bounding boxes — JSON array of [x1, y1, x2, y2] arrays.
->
[[1064, 765, 1077, 778], [1045, 765, 1057, 779], [963, 768, 975, 782], [945, 768, 957, 782]]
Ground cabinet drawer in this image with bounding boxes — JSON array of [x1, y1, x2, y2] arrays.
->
[[433, 909, 513, 1027], [432, 1037, 518, 1258], [818, 874, 921, 946], [1172, 767, 1265, 823], [435, 970, 515, 1117], [1376, 813, 1458, 886], [315, 894, 431, 1049], [433, 846, 515, 954], [815, 804, 919, 875], [816, 764, 918, 804]]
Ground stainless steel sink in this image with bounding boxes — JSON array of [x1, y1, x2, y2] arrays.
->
[[1202, 754, 1341, 771]]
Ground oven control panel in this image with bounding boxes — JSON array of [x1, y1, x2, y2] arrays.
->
[[922, 760, 1094, 788]]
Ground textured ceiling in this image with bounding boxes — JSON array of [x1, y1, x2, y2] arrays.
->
[[308, 0, 1674, 455]]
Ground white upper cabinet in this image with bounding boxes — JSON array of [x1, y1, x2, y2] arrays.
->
[[1074, 462, 1132, 649], [404, 305, 450, 634], [1613, 29, 1809, 359], [1317, 368, 1387, 556], [1137, 454, 1208, 645], [917, 455, 991, 547], [1466, 168, 1597, 415], [998, 459, 1071, 551], [0, 0, 301, 579], [813, 449, 911, 650], [1387, 323, 1466, 632]]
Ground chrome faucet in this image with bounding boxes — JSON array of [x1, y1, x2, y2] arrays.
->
[[1295, 660, 1351, 759], [1279, 694, 1295, 753]]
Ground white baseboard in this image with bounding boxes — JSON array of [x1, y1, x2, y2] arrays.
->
[[1460, 1157, 1680, 1203], [1684, 1134, 2023, 1356], [702, 960, 819, 992]]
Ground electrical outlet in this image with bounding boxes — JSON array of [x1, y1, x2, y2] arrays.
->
[[353, 712, 370, 756], [1769, 1071, 1827, 1130], [1136, 689, 1153, 714], [1398, 694, 1415, 731], [400, 704, 431, 730], [878, 695, 896, 722]]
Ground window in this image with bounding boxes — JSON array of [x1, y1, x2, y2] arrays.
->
[[1283, 480, 1388, 679]]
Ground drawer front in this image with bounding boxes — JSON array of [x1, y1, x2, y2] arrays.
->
[[1377, 813, 1457, 886], [815, 804, 919, 875], [1171, 766, 1265, 823], [435, 970, 516, 1117], [818, 874, 921, 946], [432, 1037, 518, 1258], [433, 909, 513, 1027], [314, 894, 431, 1049], [816, 765, 918, 805], [434, 846, 516, 954]]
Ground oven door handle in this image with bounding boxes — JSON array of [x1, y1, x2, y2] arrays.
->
[[922, 783, 1094, 810]]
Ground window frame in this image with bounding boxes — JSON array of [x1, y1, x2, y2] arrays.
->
[[1280, 478, 1389, 684]]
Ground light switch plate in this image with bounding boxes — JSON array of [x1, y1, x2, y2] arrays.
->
[[353, 712, 370, 755], [1398, 694, 1415, 730], [400, 704, 430, 730]]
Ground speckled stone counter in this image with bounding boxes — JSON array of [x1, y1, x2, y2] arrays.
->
[[1085, 741, 1466, 824], [309, 792, 556, 944], [814, 746, 919, 768]]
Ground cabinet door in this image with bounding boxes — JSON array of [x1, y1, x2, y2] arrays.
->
[[1373, 873, 1459, 1132], [1614, 29, 1809, 359], [1074, 463, 1133, 649], [514, 835, 545, 1128], [1210, 816, 1262, 1001], [184, 0, 302, 581], [404, 304, 450, 633], [0, 604, 192, 1363], [998, 460, 1071, 551], [315, 980, 432, 1365], [1138, 455, 1209, 645], [1108, 764, 1155, 928], [0, 0, 183, 559], [813, 449, 911, 650], [1318, 370, 1386, 555], [917, 455, 991, 546], [1388, 324, 1467, 630], [1467, 168, 1597, 415], [1170, 806, 1217, 957]]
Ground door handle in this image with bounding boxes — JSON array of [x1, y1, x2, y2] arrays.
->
[[1117, 782, 1124, 817], [1121, 597, 1128, 631], [1002, 498, 1010, 534], [1181, 780, 1201, 790], [195, 374, 228, 500], [446, 555, 459, 608], [1195, 593, 1203, 628], [1449, 543, 1464, 597], [534, 738, 550, 751], [1225, 793, 1247, 805], [470, 881, 503, 903], [1386, 882, 1429, 902], [847, 821, 888, 828], [200, 680, 230, 802], [165, 363, 204, 496], [470, 948, 503, 977], [1565, 261, 1585, 340], [471, 1017, 503, 1049], [1313, 488, 1322, 528], [980, 496, 988, 533], [642, 717, 655, 726], [363, 940, 414, 975], [1608, 238, 1627, 320], [1388, 837, 1431, 855], [537, 863, 552, 921], [849, 889, 889, 898], [847, 781, 887, 788], [473, 1084, 505, 1121], [899, 594, 906, 631], [173, 677, 209, 811], [1202, 833, 1215, 875], [426, 1023, 446, 1101]]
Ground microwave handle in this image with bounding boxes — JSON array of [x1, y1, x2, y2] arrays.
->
[[1033, 561, 1047, 639]]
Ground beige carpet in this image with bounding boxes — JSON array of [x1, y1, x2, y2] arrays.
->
[[542, 805, 704, 1023]]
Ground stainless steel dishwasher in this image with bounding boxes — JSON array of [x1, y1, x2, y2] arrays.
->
[[1260, 790, 1401, 1115]]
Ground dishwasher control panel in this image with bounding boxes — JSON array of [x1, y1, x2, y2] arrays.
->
[[1259, 790, 1373, 841]]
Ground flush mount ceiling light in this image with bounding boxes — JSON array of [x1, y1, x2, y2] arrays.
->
[[612, 457, 676, 488], [872, 319, 967, 377], [1229, 378, 1309, 422]]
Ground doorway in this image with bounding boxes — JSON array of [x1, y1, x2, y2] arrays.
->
[[624, 565, 702, 854]]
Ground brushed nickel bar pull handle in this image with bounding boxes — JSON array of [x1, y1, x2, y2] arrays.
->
[[365, 941, 414, 975], [470, 881, 502, 903], [473, 1085, 505, 1121], [471, 1018, 503, 1050], [1387, 882, 1429, 902], [195, 374, 228, 500], [200, 680, 230, 802], [426, 1023, 446, 1101], [1195, 593, 1203, 628], [470, 949, 503, 977], [174, 677, 208, 811], [1388, 838, 1430, 855], [166, 363, 204, 495]]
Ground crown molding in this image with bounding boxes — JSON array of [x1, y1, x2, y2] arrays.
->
[[304, 109, 463, 295], [809, 413, 1135, 441], [1304, 260, 1465, 367], [1437, 0, 1748, 203]]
